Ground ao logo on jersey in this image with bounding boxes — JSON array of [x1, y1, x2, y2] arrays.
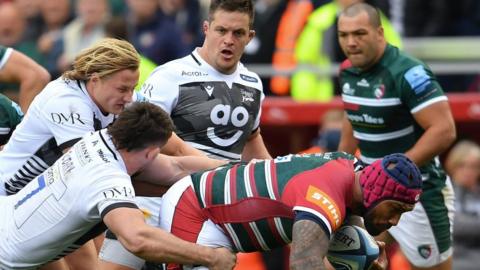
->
[[209, 104, 249, 147]]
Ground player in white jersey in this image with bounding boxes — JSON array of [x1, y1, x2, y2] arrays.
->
[[99, 1, 272, 270], [0, 102, 234, 270], [0, 38, 141, 270], [142, 49, 264, 161], [0, 77, 117, 195], [0, 38, 141, 197]]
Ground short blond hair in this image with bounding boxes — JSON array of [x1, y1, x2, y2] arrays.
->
[[445, 140, 480, 175], [63, 38, 140, 81]]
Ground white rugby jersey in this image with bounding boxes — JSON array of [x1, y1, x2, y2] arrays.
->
[[0, 129, 137, 269], [0, 77, 115, 195], [141, 49, 264, 161]]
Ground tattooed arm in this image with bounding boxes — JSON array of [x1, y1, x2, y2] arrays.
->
[[290, 219, 331, 270]]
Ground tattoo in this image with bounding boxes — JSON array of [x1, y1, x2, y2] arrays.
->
[[290, 220, 330, 270]]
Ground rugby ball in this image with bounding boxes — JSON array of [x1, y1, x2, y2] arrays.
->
[[327, 225, 379, 270]]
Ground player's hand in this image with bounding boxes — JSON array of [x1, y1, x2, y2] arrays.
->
[[208, 247, 236, 270], [370, 241, 388, 270]]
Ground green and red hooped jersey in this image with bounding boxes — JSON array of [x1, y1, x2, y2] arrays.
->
[[190, 152, 357, 252]]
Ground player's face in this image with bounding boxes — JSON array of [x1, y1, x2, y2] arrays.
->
[[363, 200, 414, 236], [202, 10, 254, 74], [90, 69, 139, 115], [337, 11, 385, 70]]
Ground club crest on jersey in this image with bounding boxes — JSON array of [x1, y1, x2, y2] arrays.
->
[[241, 90, 254, 102], [418, 244, 432, 259], [342, 83, 355, 95], [240, 74, 258, 83], [373, 84, 385, 99]]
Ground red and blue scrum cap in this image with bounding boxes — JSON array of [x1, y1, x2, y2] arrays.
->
[[359, 153, 423, 211]]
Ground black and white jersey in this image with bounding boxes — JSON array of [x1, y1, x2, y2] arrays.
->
[[0, 129, 137, 269], [141, 49, 264, 161], [0, 78, 115, 195]]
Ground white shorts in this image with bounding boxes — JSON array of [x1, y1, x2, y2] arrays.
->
[[389, 177, 455, 267], [98, 196, 163, 269], [159, 176, 233, 270], [159, 176, 233, 249]]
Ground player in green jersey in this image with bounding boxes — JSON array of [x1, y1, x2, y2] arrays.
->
[[337, 3, 456, 270], [0, 45, 50, 112], [0, 93, 22, 147]]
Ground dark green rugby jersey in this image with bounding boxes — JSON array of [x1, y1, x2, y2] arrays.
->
[[340, 44, 447, 182], [0, 93, 23, 145]]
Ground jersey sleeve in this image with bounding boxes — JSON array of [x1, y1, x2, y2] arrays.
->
[[140, 67, 180, 114], [40, 94, 97, 149], [249, 72, 264, 131], [285, 163, 350, 236], [399, 64, 448, 114], [252, 90, 265, 131], [295, 210, 331, 238], [291, 183, 343, 236], [85, 173, 139, 219]]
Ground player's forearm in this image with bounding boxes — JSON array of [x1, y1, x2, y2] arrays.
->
[[338, 116, 358, 154], [161, 132, 206, 157], [18, 80, 47, 112], [406, 124, 456, 166], [241, 132, 271, 161], [132, 227, 219, 267], [290, 220, 329, 270], [176, 155, 227, 175]]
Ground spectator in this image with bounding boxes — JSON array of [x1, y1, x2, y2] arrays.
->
[[270, 0, 319, 96], [241, 0, 287, 96], [58, 0, 110, 73], [37, 0, 73, 78], [125, 0, 188, 65], [12, 0, 43, 42], [158, 0, 204, 50], [444, 140, 480, 270], [291, 0, 401, 101], [301, 108, 344, 154], [104, 16, 157, 90], [0, 2, 44, 65]]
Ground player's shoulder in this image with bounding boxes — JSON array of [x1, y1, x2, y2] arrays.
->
[[237, 62, 261, 85], [385, 46, 430, 76], [147, 53, 208, 83], [0, 93, 12, 107], [34, 78, 94, 109]]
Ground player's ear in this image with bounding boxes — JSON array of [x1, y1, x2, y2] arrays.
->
[[248, 29, 255, 40], [202, 20, 209, 34], [145, 146, 160, 161]]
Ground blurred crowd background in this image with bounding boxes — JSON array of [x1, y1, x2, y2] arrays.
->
[[1, 0, 480, 269], [1, 0, 480, 100]]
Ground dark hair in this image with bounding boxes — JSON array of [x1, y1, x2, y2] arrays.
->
[[340, 2, 382, 28], [208, 0, 254, 28], [107, 102, 174, 151]]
